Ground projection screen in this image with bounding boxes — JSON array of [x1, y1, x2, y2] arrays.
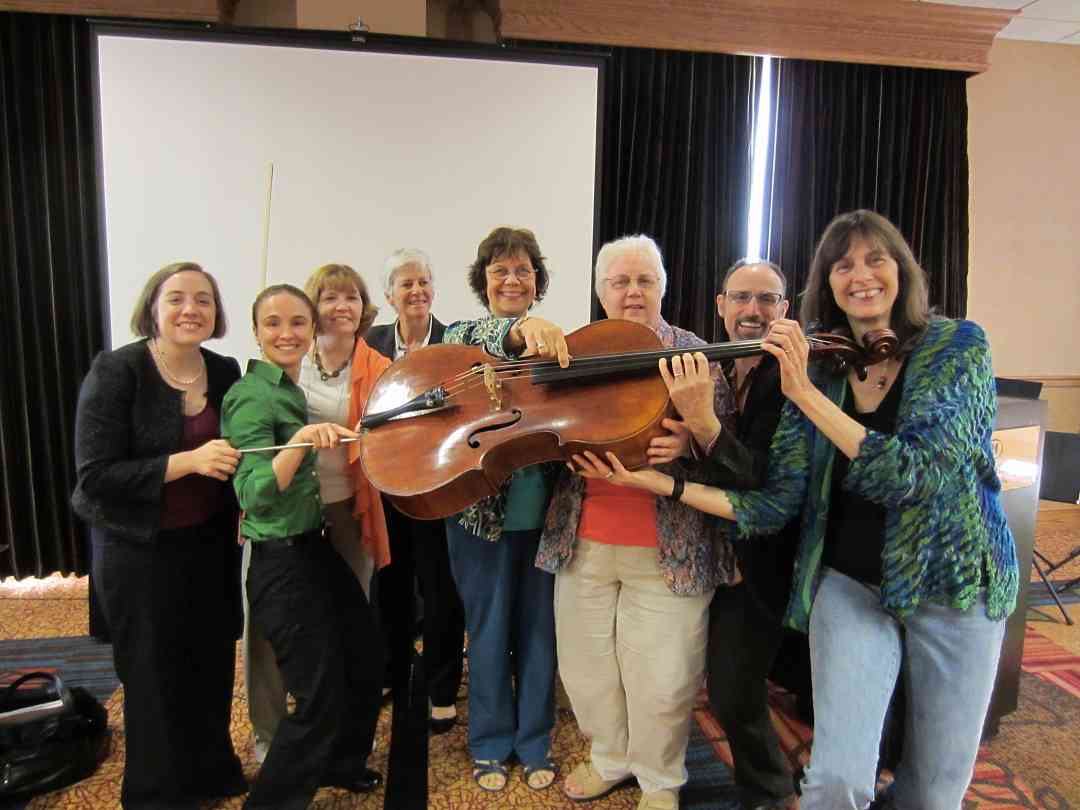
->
[[92, 25, 602, 364]]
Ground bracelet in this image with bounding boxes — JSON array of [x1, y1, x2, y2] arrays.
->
[[669, 476, 686, 502]]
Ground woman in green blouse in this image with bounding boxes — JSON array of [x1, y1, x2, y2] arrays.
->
[[221, 284, 383, 808]]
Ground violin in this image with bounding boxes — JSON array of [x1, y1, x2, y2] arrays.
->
[[358, 319, 898, 520]]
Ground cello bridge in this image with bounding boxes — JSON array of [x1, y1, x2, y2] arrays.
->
[[483, 364, 503, 411]]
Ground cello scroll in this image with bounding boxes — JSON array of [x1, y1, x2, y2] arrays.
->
[[806, 328, 900, 381]]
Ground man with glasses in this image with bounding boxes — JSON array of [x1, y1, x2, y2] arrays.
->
[[663, 258, 798, 810]]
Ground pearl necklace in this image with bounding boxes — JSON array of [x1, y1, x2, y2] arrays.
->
[[153, 339, 204, 386]]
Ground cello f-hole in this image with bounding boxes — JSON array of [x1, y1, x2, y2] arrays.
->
[[467, 409, 523, 448]]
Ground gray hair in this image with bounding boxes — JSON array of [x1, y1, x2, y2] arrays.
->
[[594, 234, 668, 299], [382, 248, 434, 296]]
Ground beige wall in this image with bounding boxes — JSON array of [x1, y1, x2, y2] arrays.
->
[[967, 40, 1080, 378], [967, 39, 1080, 432]]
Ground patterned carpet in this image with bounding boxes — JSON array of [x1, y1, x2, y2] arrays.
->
[[2, 501, 1078, 808]]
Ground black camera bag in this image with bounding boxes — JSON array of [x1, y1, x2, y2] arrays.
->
[[0, 671, 109, 797]]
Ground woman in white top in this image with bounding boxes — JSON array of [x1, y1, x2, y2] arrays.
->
[[299, 263, 388, 593]]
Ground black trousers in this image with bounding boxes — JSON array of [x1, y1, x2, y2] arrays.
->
[[92, 516, 243, 810], [244, 533, 383, 810], [377, 501, 465, 707], [708, 581, 793, 804]]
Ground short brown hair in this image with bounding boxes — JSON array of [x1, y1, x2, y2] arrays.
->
[[251, 284, 317, 329], [130, 262, 227, 339], [303, 264, 379, 336], [800, 210, 932, 350], [467, 227, 549, 310]]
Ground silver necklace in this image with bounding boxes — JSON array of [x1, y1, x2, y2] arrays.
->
[[154, 339, 204, 386]]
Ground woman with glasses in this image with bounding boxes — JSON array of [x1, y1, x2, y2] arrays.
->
[[441, 226, 569, 794], [540, 234, 737, 810], [577, 212, 1018, 810]]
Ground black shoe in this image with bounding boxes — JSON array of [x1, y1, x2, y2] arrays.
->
[[429, 714, 458, 735], [325, 768, 383, 793], [191, 767, 250, 799]]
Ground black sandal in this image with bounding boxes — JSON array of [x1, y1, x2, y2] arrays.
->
[[523, 761, 558, 791], [472, 760, 509, 792]]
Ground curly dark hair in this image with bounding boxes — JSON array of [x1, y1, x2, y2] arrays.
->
[[467, 226, 549, 311]]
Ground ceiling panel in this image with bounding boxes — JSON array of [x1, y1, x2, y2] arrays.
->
[[924, 0, 1032, 8], [1021, 0, 1080, 19], [998, 14, 1080, 36]]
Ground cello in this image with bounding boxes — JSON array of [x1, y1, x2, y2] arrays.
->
[[357, 319, 897, 520]]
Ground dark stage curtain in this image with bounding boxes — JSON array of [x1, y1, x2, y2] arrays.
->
[[597, 48, 760, 340], [758, 59, 970, 318], [518, 40, 761, 339], [0, 12, 105, 579]]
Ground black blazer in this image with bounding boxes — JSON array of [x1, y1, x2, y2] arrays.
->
[[71, 340, 241, 542], [366, 315, 446, 361], [706, 355, 799, 614]]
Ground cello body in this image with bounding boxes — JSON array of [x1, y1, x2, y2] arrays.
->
[[359, 319, 672, 520]]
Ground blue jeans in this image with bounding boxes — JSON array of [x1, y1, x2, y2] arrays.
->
[[801, 568, 1005, 810], [445, 521, 556, 767]]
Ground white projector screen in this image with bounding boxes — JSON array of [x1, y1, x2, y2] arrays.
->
[[93, 28, 601, 364]]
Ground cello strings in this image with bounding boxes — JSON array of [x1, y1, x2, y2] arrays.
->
[[419, 334, 850, 406]]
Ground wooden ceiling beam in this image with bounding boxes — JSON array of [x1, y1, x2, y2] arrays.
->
[[0, 0, 223, 23], [496, 0, 1016, 73]]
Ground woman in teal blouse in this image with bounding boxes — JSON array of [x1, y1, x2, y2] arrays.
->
[[443, 227, 569, 794], [221, 284, 383, 808], [581, 211, 1018, 810]]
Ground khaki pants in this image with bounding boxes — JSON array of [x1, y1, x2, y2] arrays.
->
[[555, 538, 712, 794], [242, 499, 375, 758]]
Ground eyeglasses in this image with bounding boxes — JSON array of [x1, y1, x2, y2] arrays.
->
[[487, 266, 536, 282], [605, 275, 659, 291], [724, 291, 784, 308]]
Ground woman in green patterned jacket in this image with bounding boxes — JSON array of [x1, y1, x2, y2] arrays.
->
[[577, 210, 1018, 810]]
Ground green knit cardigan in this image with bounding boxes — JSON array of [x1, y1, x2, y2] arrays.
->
[[727, 318, 1019, 633]]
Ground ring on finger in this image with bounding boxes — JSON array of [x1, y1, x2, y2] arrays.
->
[[604, 471, 615, 479]]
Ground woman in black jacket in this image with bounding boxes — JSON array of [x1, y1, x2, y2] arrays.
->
[[72, 262, 246, 809]]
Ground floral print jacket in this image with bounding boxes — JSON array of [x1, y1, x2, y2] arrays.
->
[[534, 317, 739, 595]]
